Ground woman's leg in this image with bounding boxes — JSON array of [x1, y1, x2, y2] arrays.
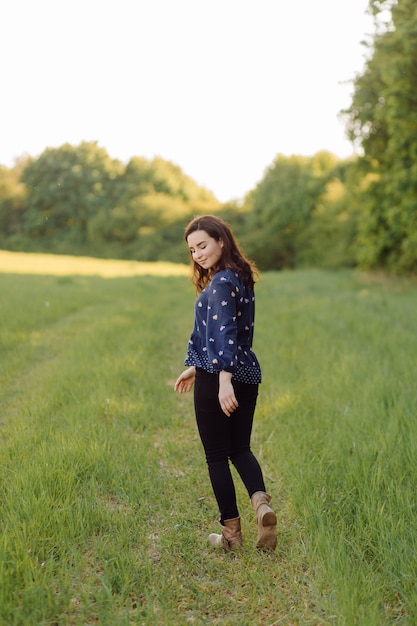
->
[[194, 369, 238, 523], [230, 380, 277, 550], [229, 380, 267, 496]]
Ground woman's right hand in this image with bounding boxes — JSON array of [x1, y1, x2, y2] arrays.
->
[[174, 366, 196, 393]]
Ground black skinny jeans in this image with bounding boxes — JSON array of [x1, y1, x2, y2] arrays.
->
[[194, 367, 266, 523]]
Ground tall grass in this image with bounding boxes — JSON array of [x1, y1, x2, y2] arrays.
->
[[1, 257, 416, 624], [255, 270, 417, 624]]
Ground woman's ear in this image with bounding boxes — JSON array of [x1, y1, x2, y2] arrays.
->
[[219, 238, 224, 248]]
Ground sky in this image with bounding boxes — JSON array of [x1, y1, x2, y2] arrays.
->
[[1, 0, 374, 202]]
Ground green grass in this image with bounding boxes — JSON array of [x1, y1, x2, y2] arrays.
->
[[1, 260, 417, 624]]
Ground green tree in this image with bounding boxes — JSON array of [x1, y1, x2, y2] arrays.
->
[[88, 155, 220, 257], [296, 159, 363, 269], [243, 153, 330, 269], [0, 158, 28, 246], [344, 0, 417, 273], [21, 142, 122, 248]]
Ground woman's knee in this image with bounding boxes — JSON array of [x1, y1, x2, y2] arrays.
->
[[229, 447, 251, 465], [205, 448, 230, 465]]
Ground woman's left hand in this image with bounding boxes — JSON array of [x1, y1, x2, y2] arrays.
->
[[219, 371, 239, 417]]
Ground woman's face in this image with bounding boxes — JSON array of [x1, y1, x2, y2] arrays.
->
[[187, 229, 224, 270]]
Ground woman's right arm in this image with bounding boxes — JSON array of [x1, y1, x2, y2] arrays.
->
[[174, 366, 196, 393]]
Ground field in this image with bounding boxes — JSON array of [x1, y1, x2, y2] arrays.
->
[[1, 251, 417, 625]]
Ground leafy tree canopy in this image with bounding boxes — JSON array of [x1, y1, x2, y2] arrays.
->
[[21, 142, 122, 239], [344, 0, 417, 273], [242, 153, 333, 268], [9, 141, 220, 259]]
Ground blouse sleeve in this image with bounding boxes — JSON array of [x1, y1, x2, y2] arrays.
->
[[205, 274, 238, 373]]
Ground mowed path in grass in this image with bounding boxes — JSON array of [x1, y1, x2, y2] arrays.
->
[[1, 251, 417, 625]]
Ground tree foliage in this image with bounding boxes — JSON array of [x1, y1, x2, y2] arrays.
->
[[21, 142, 122, 246], [9, 142, 220, 260], [344, 0, 417, 273], [0, 145, 364, 271], [296, 159, 364, 269], [241, 153, 338, 269], [0, 158, 28, 244]]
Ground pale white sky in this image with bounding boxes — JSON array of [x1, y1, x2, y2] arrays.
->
[[1, 0, 373, 201]]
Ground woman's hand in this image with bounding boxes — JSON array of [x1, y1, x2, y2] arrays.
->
[[174, 366, 196, 393], [218, 371, 239, 417]]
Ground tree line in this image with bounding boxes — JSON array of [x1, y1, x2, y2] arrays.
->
[[0, 0, 415, 274], [0, 145, 358, 270]]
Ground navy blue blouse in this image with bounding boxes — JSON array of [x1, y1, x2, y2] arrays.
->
[[184, 269, 262, 384]]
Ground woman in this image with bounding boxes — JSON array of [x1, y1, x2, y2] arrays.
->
[[174, 215, 277, 551]]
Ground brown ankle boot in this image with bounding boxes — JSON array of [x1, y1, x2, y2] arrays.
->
[[251, 491, 277, 551], [209, 517, 242, 550]]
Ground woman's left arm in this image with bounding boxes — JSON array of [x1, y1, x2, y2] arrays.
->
[[206, 274, 240, 416], [205, 275, 238, 373], [218, 370, 239, 417]]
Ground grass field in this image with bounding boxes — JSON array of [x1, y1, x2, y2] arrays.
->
[[1, 252, 417, 625]]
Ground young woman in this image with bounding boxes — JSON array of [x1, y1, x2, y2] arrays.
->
[[174, 215, 277, 551]]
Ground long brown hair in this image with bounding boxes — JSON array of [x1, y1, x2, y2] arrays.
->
[[184, 214, 258, 293]]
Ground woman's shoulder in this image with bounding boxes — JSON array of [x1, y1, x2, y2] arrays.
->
[[211, 268, 240, 286], [210, 269, 254, 298]]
